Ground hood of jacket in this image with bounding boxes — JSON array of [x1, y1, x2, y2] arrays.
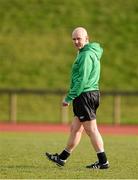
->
[[79, 42, 103, 60]]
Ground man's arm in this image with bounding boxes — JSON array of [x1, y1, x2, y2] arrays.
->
[[63, 53, 93, 104]]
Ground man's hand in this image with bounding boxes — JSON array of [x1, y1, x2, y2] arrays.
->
[[62, 99, 69, 106]]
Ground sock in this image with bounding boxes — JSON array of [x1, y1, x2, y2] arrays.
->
[[59, 149, 70, 161], [97, 152, 107, 164]]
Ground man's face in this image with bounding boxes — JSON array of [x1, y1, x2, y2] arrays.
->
[[72, 30, 88, 50]]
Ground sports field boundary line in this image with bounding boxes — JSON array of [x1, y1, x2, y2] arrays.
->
[[0, 123, 138, 135]]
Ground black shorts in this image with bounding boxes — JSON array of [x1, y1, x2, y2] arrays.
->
[[73, 91, 100, 122]]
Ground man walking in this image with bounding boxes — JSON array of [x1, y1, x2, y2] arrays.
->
[[46, 27, 109, 169]]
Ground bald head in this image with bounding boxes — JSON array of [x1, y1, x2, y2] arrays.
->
[[72, 27, 89, 50], [72, 27, 88, 37]]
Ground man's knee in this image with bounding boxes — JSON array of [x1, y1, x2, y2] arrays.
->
[[85, 127, 98, 136], [70, 124, 83, 134], [83, 120, 98, 136]]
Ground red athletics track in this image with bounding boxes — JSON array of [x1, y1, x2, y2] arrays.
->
[[0, 123, 138, 135]]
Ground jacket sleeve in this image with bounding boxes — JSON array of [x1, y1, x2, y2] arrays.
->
[[65, 53, 93, 103]]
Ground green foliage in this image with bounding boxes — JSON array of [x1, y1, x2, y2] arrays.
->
[[0, 0, 137, 90], [0, 132, 138, 179]]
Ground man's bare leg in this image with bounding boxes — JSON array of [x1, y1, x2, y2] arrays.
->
[[82, 119, 104, 152], [56, 116, 83, 162], [82, 119, 108, 168], [65, 116, 84, 153]]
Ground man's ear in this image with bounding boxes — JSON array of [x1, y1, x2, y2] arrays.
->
[[86, 36, 89, 42]]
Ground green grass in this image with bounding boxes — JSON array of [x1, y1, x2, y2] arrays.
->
[[0, 0, 138, 124], [0, 94, 138, 124], [0, 0, 137, 90], [0, 132, 138, 179]]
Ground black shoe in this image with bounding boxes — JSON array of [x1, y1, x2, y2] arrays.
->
[[86, 161, 109, 169], [45, 152, 66, 167]]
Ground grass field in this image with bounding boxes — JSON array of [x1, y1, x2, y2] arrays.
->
[[0, 132, 138, 179], [0, 0, 138, 124], [0, 93, 138, 124], [0, 0, 137, 90]]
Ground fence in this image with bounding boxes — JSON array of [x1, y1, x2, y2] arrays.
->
[[0, 89, 138, 124]]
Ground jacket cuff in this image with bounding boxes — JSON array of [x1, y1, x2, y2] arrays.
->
[[64, 96, 73, 103]]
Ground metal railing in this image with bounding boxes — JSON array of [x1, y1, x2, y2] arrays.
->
[[0, 89, 138, 124]]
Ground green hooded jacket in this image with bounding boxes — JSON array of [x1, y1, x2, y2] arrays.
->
[[65, 42, 103, 103]]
